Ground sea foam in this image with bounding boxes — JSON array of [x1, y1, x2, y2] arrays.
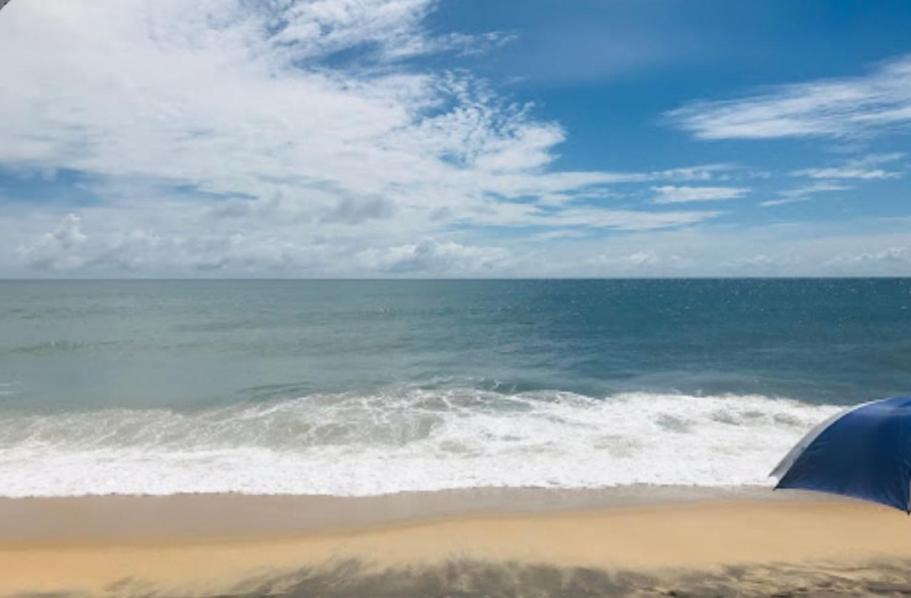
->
[[0, 389, 841, 497]]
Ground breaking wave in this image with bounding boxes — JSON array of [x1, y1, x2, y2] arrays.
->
[[0, 389, 841, 497]]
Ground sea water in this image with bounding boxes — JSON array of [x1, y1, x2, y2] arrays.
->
[[0, 278, 909, 497]]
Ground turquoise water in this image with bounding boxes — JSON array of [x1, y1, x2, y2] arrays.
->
[[0, 279, 909, 496]]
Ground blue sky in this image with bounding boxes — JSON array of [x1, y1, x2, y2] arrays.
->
[[0, 0, 910, 277]]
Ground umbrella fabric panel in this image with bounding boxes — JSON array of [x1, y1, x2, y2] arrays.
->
[[769, 403, 861, 480], [776, 396, 911, 512]]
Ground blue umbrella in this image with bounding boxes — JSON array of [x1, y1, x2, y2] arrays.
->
[[771, 396, 911, 513]]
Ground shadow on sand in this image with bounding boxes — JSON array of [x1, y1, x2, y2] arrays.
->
[[90, 557, 911, 597]]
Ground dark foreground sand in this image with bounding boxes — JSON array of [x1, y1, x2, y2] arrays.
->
[[3, 487, 911, 597]]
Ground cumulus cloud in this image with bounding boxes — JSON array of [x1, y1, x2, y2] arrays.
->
[[651, 185, 748, 204], [667, 54, 911, 140], [535, 224, 911, 277], [586, 250, 690, 275], [18, 213, 88, 270], [0, 0, 728, 276], [357, 239, 508, 274], [825, 246, 911, 272]]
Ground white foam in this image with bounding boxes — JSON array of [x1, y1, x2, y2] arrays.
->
[[0, 389, 841, 497]]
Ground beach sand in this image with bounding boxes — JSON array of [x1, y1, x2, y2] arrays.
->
[[3, 488, 911, 596]]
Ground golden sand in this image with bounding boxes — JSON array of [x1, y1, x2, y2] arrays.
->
[[2, 490, 911, 596]]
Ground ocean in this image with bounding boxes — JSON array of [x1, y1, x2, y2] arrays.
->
[[0, 278, 909, 497]]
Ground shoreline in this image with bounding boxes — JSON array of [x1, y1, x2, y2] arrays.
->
[[4, 487, 911, 596]]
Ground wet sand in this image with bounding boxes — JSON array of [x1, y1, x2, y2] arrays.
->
[[3, 488, 911, 596]]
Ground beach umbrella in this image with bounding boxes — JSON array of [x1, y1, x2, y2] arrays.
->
[[771, 396, 911, 513]]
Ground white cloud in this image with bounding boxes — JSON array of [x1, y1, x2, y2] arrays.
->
[[544, 207, 721, 231], [538, 223, 911, 277], [826, 246, 911, 269], [586, 250, 690, 274], [7, 209, 911, 278], [651, 185, 748, 204], [356, 239, 509, 274], [760, 182, 851, 207], [792, 152, 905, 180], [17, 213, 88, 270], [448, 200, 723, 231], [0, 0, 728, 276], [667, 54, 911, 140]]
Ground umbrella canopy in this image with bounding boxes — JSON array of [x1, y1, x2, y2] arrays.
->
[[772, 396, 911, 513]]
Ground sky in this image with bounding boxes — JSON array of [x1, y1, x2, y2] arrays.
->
[[1, 1, 910, 277]]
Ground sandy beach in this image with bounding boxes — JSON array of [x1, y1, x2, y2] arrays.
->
[[4, 488, 911, 596]]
